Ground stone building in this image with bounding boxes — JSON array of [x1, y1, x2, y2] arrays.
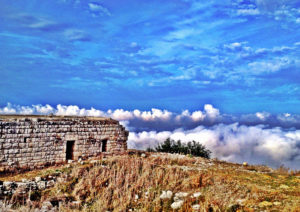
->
[[0, 115, 128, 172]]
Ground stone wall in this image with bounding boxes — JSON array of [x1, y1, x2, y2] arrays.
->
[[0, 115, 128, 172]]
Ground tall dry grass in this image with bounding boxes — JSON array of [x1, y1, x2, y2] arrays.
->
[[2, 153, 300, 211]]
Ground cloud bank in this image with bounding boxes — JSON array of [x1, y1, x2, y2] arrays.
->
[[129, 124, 300, 169], [1, 103, 300, 169], [1, 103, 300, 130]]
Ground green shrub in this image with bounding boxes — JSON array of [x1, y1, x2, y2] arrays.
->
[[149, 138, 211, 159]]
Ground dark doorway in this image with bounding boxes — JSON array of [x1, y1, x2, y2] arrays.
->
[[102, 139, 107, 152], [66, 140, 75, 160]]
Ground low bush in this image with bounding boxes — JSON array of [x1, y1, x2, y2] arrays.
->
[[148, 138, 211, 159]]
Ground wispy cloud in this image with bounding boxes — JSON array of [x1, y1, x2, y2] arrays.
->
[[237, 8, 260, 16], [88, 2, 111, 16], [64, 29, 91, 42]]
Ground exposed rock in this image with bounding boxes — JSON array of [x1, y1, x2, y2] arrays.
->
[[171, 200, 184, 209], [279, 184, 289, 189], [69, 201, 81, 209], [174, 192, 189, 201], [35, 177, 42, 182], [236, 199, 246, 206], [259, 201, 273, 208], [41, 201, 53, 211], [37, 181, 46, 190], [160, 190, 173, 199], [145, 191, 149, 198], [90, 160, 99, 164], [193, 192, 202, 198], [47, 180, 55, 188]]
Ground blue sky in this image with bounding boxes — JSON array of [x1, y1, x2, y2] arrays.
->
[[1, 0, 300, 113]]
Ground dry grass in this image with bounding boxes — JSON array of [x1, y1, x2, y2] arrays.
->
[[2, 153, 300, 211]]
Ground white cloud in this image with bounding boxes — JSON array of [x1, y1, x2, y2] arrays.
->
[[224, 42, 242, 50], [1, 103, 300, 168], [237, 9, 260, 15], [0, 103, 17, 114], [248, 58, 291, 74], [128, 124, 300, 169], [204, 104, 220, 120], [0, 103, 218, 124], [256, 112, 270, 120], [88, 3, 111, 16], [130, 42, 138, 47], [28, 19, 55, 29], [166, 28, 201, 40], [224, 42, 251, 52], [64, 29, 89, 41]]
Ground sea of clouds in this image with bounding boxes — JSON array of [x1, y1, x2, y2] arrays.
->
[[1, 103, 300, 169]]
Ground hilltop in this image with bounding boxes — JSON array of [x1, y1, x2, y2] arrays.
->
[[0, 152, 299, 211]]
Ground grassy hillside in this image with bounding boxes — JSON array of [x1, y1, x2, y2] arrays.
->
[[1, 152, 300, 211]]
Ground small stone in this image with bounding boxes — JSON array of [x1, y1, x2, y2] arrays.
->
[[37, 181, 46, 190], [90, 160, 98, 164], [174, 192, 189, 201], [279, 184, 289, 189], [273, 201, 281, 206], [35, 177, 41, 182], [47, 180, 55, 188], [192, 204, 201, 210], [160, 190, 173, 199], [3, 181, 13, 190], [236, 199, 246, 206], [16, 182, 27, 191], [70, 201, 81, 208], [171, 200, 184, 209], [259, 201, 273, 208], [41, 201, 53, 210], [193, 192, 202, 198], [135, 194, 139, 200], [175, 192, 189, 198]]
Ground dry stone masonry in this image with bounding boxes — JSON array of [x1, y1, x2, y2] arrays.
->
[[0, 115, 128, 173]]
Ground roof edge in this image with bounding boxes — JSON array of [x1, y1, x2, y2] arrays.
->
[[0, 114, 112, 121]]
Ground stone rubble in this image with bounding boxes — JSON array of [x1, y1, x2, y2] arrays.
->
[[0, 179, 55, 197]]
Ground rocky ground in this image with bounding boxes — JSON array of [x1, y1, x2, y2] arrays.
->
[[0, 151, 299, 211]]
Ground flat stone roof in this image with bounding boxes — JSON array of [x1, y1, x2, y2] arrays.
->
[[0, 114, 112, 121]]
